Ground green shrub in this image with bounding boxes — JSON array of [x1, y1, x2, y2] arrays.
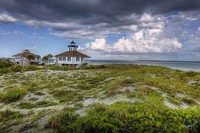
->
[[0, 88, 27, 103], [23, 65, 39, 71], [46, 103, 200, 133], [18, 101, 56, 109], [37, 100, 56, 107], [82, 65, 106, 69], [46, 110, 79, 132], [0, 67, 12, 74], [51, 90, 79, 102], [0, 64, 40, 75], [167, 96, 182, 105], [0, 59, 14, 68], [182, 98, 196, 105], [10, 65, 23, 72], [18, 102, 35, 109], [25, 83, 39, 91], [121, 78, 134, 85], [77, 84, 90, 90], [0, 110, 22, 122], [186, 71, 197, 77], [48, 65, 72, 71]]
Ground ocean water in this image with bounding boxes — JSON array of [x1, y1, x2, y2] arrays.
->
[[90, 60, 200, 72]]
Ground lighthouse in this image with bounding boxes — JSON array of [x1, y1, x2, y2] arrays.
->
[[54, 41, 90, 66]]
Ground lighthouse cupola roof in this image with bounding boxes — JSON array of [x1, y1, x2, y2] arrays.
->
[[68, 41, 78, 51], [70, 41, 76, 45]]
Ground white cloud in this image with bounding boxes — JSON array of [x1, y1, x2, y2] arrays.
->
[[113, 29, 182, 53], [186, 17, 198, 21], [139, 14, 167, 30], [117, 13, 138, 21], [113, 37, 132, 52], [129, 25, 138, 31], [89, 38, 107, 50], [86, 28, 182, 54], [44, 21, 83, 30], [0, 13, 17, 23], [140, 22, 165, 29], [140, 14, 154, 22], [167, 11, 200, 24], [24, 20, 43, 28]]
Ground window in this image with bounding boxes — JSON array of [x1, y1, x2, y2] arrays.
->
[[69, 48, 74, 51], [49, 59, 54, 63], [63, 57, 66, 61], [59, 57, 62, 61], [76, 57, 80, 61], [67, 57, 71, 61]]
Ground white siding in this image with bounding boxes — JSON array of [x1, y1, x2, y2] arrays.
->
[[13, 56, 40, 63], [31, 57, 40, 63], [57, 57, 87, 65]]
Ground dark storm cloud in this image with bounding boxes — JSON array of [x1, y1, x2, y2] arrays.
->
[[1, 0, 200, 40], [1, 0, 200, 23]]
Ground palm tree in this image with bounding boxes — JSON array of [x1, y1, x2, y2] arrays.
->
[[42, 54, 53, 64]]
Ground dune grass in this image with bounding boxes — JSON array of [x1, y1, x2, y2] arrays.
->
[[0, 88, 27, 103], [0, 64, 199, 132]]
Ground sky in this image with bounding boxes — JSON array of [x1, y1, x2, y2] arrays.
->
[[0, 0, 200, 61]]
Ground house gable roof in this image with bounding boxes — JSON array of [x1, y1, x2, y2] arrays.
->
[[56, 51, 90, 58], [13, 50, 40, 58]]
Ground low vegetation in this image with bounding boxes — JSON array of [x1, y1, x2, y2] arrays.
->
[[0, 59, 14, 69], [0, 64, 199, 132], [0, 88, 27, 103], [0, 110, 22, 122], [46, 103, 200, 133]]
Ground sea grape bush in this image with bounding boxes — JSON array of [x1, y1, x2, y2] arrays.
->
[[47, 103, 200, 133]]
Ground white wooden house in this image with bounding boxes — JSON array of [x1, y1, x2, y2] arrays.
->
[[48, 41, 90, 66], [12, 50, 41, 65]]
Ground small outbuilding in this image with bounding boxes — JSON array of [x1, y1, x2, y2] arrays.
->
[[12, 50, 41, 65]]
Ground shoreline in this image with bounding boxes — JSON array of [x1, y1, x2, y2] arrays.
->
[[90, 62, 200, 72], [169, 67, 200, 72]]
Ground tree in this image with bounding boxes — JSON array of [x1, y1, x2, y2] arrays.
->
[[47, 54, 53, 58], [42, 54, 53, 64], [26, 54, 35, 61]]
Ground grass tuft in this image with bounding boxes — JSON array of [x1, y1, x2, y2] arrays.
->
[[0, 88, 27, 103]]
